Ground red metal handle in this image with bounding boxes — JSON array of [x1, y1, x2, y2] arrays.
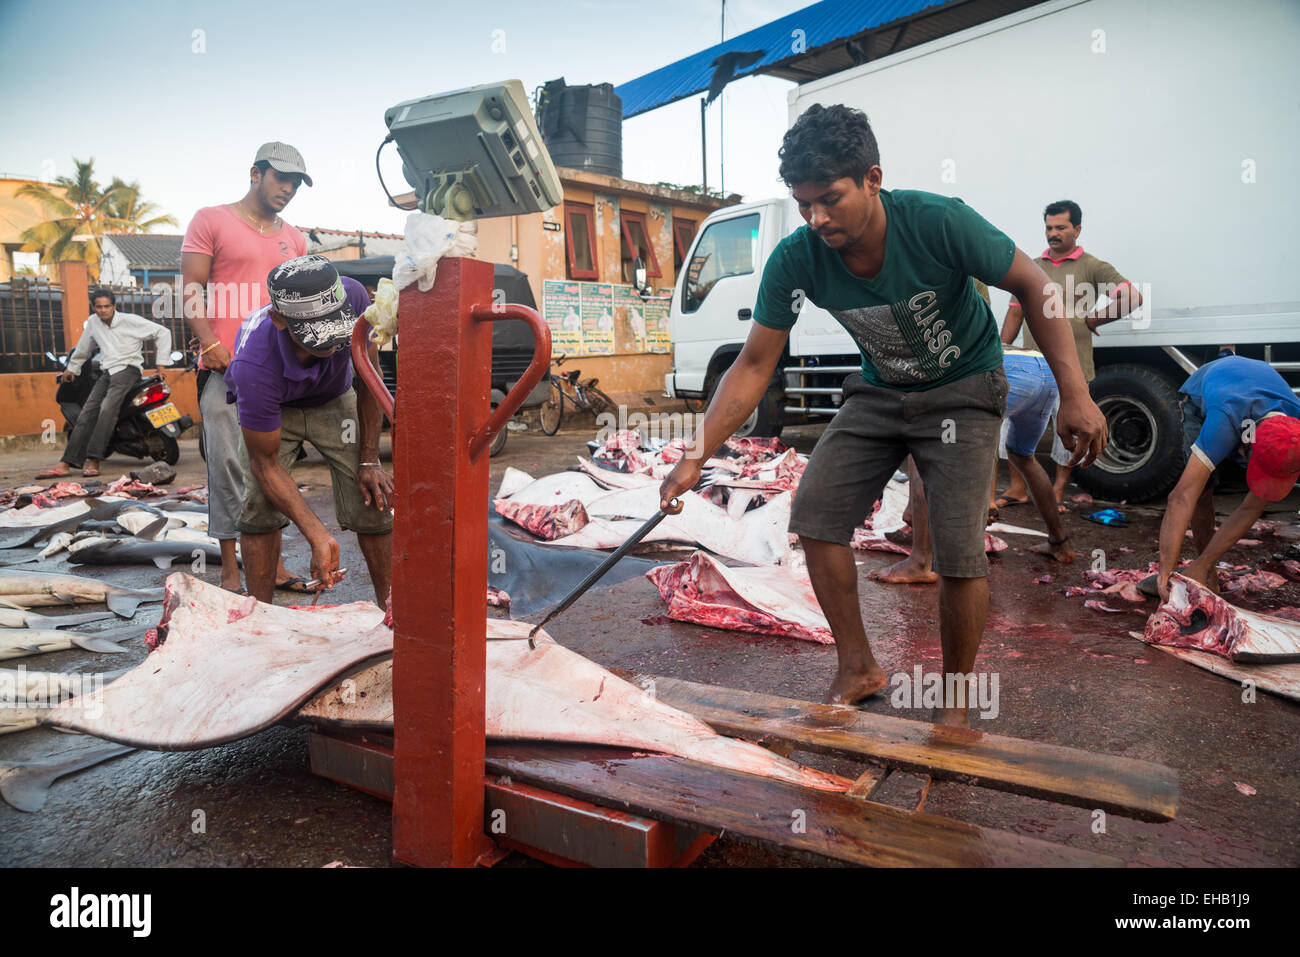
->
[[351, 322, 395, 423], [468, 302, 552, 462]]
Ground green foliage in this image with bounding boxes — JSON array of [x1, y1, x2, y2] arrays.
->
[[17, 157, 178, 273], [653, 181, 727, 200]]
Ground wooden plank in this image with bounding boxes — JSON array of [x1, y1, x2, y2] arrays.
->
[[632, 673, 1178, 822], [845, 767, 887, 802], [868, 770, 932, 812], [486, 742, 1123, 868]]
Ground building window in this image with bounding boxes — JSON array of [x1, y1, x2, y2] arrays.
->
[[11, 250, 41, 276], [565, 203, 598, 280], [673, 219, 697, 271], [619, 210, 661, 284]]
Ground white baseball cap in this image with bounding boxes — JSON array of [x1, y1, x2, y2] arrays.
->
[[253, 141, 313, 187]]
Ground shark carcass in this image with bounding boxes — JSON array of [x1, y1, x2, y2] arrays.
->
[[48, 574, 848, 792]]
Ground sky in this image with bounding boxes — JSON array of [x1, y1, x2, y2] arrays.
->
[[0, 0, 807, 237]]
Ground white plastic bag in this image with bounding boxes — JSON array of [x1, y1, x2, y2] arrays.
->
[[361, 277, 399, 348], [392, 211, 478, 293]]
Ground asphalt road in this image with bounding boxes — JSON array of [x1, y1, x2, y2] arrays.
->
[[2, 424, 1299, 868]]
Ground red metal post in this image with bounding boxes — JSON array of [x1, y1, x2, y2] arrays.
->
[[391, 257, 496, 867]]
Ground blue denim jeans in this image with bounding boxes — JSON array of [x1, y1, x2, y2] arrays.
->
[[1001, 353, 1058, 457]]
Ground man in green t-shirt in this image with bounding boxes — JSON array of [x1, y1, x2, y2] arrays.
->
[[659, 104, 1106, 725]]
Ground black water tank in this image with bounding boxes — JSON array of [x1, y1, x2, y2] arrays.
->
[[537, 78, 622, 178]]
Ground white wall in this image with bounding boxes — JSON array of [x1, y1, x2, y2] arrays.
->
[[97, 239, 133, 286], [790, 0, 1300, 335]]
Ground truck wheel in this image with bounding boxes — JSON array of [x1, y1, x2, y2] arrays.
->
[[1073, 364, 1185, 502], [733, 385, 784, 439], [147, 434, 181, 466], [489, 400, 508, 457], [702, 371, 784, 439]]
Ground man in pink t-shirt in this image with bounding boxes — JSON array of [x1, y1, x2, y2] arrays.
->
[[181, 142, 310, 593]]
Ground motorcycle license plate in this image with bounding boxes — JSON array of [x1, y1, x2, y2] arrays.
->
[[145, 403, 181, 427]]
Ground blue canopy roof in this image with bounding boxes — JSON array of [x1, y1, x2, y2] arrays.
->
[[615, 0, 948, 118]]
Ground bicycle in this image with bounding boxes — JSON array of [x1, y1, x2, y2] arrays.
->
[[538, 354, 617, 435]]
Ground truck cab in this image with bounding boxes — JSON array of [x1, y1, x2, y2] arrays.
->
[[666, 197, 860, 439]]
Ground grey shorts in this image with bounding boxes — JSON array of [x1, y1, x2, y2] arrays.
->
[[199, 372, 244, 541], [237, 391, 394, 536], [790, 367, 1008, 578]]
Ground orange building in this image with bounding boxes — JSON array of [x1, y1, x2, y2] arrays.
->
[[473, 167, 737, 398], [0, 176, 61, 282]]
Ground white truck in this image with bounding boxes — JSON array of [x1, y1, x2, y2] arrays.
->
[[664, 0, 1299, 501]]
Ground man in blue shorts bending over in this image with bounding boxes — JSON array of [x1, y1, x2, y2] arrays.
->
[[659, 104, 1106, 724], [1156, 355, 1300, 602]]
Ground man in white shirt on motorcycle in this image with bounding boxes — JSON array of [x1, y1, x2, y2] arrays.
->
[[39, 288, 171, 478]]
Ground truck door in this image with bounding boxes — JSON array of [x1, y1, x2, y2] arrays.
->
[[671, 209, 764, 396]]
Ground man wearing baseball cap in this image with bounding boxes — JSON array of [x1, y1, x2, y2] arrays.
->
[[1156, 355, 1300, 602], [224, 255, 393, 606], [181, 142, 311, 594]]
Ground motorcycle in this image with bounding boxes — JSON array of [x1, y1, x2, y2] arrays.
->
[[46, 350, 194, 466]]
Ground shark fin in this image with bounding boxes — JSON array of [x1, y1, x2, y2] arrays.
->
[[70, 636, 129, 654], [0, 743, 135, 812], [136, 517, 169, 541], [105, 593, 141, 618]]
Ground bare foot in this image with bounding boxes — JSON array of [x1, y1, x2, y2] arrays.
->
[[868, 556, 938, 584], [994, 492, 1028, 509], [825, 665, 889, 705], [220, 572, 243, 592], [37, 463, 72, 479], [1030, 540, 1075, 563]]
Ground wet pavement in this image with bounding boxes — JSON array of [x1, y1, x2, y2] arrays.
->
[[2, 423, 1299, 868]]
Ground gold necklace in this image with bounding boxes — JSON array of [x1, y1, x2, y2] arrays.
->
[[235, 200, 278, 234]]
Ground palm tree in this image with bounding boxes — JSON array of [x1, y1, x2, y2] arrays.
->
[[17, 158, 177, 275], [102, 177, 177, 232]]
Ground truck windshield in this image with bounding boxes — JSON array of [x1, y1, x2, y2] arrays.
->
[[682, 214, 760, 313]]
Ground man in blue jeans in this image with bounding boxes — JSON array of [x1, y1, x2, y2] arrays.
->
[[995, 348, 1076, 561]]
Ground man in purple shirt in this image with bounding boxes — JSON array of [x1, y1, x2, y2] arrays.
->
[[225, 256, 392, 605]]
